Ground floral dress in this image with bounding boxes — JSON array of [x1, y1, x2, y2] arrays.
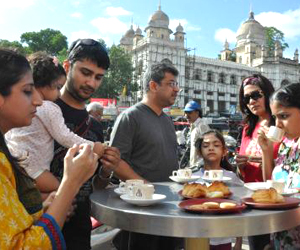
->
[[0, 152, 65, 249], [272, 138, 300, 250]]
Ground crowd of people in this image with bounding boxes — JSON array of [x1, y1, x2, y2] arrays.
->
[[1, 37, 300, 250]]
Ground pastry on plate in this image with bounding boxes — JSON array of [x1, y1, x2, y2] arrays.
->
[[252, 188, 285, 204], [207, 181, 231, 197], [220, 202, 237, 209], [182, 183, 207, 198]]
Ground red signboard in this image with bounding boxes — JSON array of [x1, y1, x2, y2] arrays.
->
[[90, 98, 117, 107]]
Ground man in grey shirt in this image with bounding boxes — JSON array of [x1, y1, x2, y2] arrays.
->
[[110, 62, 182, 250], [110, 62, 180, 182]]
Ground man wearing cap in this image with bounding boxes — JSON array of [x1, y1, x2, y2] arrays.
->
[[184, 101, 210, 170]]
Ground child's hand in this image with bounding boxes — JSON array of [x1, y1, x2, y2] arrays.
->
[[93, 142, 106, 157]]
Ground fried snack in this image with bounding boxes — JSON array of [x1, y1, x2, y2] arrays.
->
[[182, 183, 207, 198], [206, 191, 224, 198], [252, 188, 285, 204], [202, 202, 220, 209], [207, 181, 231, 196], [220, 202, 237, 209], [189, 204, 206, 210]]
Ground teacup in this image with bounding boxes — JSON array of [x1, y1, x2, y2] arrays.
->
[[128, 184, 155, 199], [119, 179, 144, 193], [172, 168, 192, 178], [205, 170, 223, 180], [267, 180, 285, 193], [267, 126, 284, 142]]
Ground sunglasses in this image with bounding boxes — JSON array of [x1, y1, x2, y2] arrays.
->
[[68, 39, 106, 55], [243, 90, 264, 104]]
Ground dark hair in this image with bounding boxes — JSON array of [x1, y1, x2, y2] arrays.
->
[[143, 62, 179, 92], [0, 49, 33, 191], [68, 38, 110, 70], [27, 51, 66, 88], [0, 48, 31, 96], [271, 82, 300, 109], [239, 74, 275, 137], [195, 130, 234, 172]]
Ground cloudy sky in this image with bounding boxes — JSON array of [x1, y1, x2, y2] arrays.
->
[[1, 0, 300, 59]]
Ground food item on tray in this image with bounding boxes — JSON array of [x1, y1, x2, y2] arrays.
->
[[252, 188, 285, 203], [207, 181, 231, 196], [182, 183, 207, 198], [202, 202, 220, 209], [182, 181, 231, 198], [220, 202, 237, 209]]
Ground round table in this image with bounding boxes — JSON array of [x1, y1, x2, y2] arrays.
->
[[91, 182, 300, 248]]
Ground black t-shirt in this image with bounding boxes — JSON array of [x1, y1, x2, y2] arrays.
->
[[50, 98, 103, 249]]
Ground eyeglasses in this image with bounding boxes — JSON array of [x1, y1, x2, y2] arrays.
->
[[68, 39, 106, 56], [243, 90, 264, 104]]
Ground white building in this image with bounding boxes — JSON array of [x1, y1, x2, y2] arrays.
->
[[120, 4, 300, 115]]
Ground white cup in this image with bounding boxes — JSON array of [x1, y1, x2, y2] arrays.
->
[[209, 170, 224, 180], [267, 180, 285, 193], [129, 184, 155, 199], [119, 179, 144, 193], [267, 126, 284, 142], [172, 168, 192, 178]]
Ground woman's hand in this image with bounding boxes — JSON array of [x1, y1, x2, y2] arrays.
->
[[63, 144, 99, 187], [257, 125, 273, 152]]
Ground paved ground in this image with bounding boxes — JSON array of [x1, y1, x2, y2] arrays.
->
[[91, 226, 250, 250]]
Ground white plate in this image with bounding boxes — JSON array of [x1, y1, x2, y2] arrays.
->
[[202, 176, 232, 183], [120, 194, 166, 206], [281, 189, 299, 196], [114, 188, 126, 196], [244, 182, 268, 191], [169, 175, 200, 183]]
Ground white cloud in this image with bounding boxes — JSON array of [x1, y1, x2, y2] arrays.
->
[[256, 8, 300, 39], [71, 12, 83, 18], [91, 17, 128, 35], [214, 28, 236, 44], [170, 19, 201, 33], [69, 30, 112, 45], [105, 6, 132, 17]]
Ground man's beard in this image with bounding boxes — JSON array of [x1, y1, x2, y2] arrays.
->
[[66, 77, 94, 102]]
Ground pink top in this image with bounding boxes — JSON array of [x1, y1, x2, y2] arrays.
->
[[5, 100, 93, 179], [239, 122, 280, 182]]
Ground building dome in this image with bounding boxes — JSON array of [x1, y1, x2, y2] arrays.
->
[[176, 23, 184, 33], [124, 25, 135, 38], [148, 5, 169, 28], [236, 11, 266, 47], [135, 26, 142, 36]]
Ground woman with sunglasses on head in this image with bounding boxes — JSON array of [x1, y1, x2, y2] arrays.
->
[[236, 74, 278, 250], [0, 48, 99, 249], [258, 82, 300, 249]]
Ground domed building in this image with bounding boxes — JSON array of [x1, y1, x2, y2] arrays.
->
[[119, 5, 300, 116]]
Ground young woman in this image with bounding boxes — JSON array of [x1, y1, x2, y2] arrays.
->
[[5, 52, 104, 197], [195, 130, 243, 250], [236, 74, 276, 183], [0, 48, 99, 249], [259, 82, 300, 249]]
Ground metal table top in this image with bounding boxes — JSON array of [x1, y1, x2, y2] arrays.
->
[[90, 182, 300, 238]]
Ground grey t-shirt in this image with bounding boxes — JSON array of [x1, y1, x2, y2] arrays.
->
[[110, 102, 179, 182]]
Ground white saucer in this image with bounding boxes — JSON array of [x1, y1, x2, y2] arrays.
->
[[169, 175, 200, 183], [202, 176, 232, 183], [120, 194, 166, 206], [244, 182, 268, 191], [281, 188, 299, 196], [114, 188, 126, 196]]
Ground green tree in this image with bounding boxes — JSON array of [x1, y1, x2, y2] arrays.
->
[[265, 27, 289, 56], [0, 39, 28, 55], [20, 28, 68, 55], [94, 44, 137, 99]]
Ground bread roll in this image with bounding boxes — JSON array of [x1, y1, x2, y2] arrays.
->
[[220, 202, 237, 209], [202, 202, 220, 209], [252, 188, 285, 203], [207, 181, 231, 197], [189, 204, 206, 210], [182, 183, 207, 198]]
